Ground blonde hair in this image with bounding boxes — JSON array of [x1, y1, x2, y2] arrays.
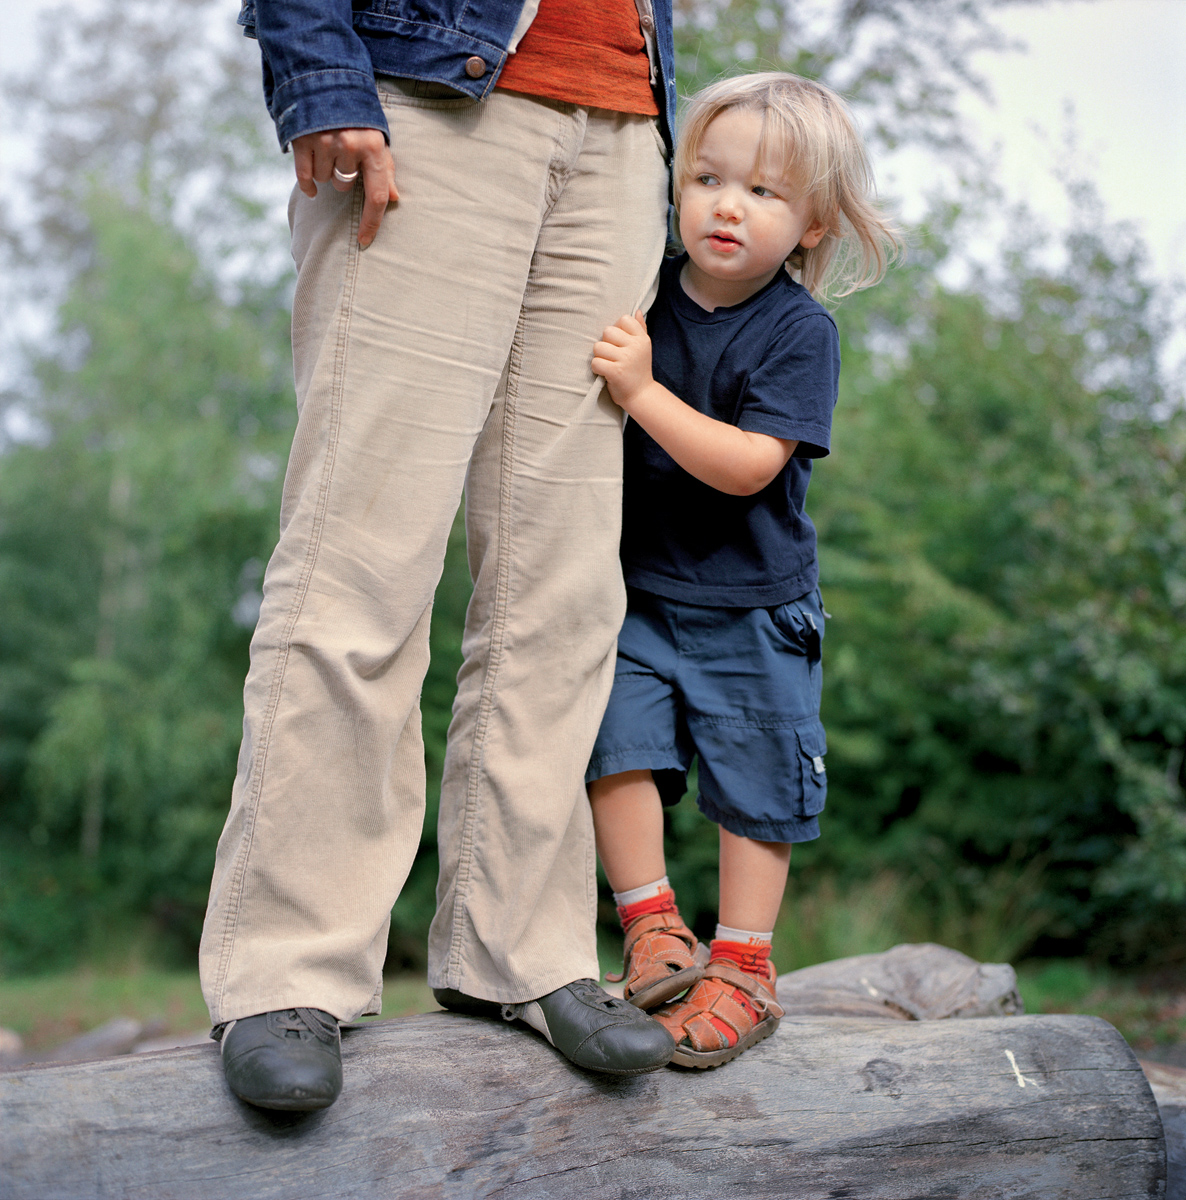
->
[[673, 72, 900, 300]]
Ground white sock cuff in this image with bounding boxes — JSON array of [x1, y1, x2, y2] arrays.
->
[[613, 876, 671, 908], [714, 923, 773, 945]]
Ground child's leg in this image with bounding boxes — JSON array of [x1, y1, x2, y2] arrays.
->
[[653, 828, 790, 1068], [717, 827, 791, 934], [588, 769, 667, 894], [709, 828, 789, 1011], [588, 770, 707, 1008], [641, 599, 821, 1065]]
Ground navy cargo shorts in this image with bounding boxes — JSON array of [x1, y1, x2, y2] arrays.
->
[[587, 587, 828, 843]]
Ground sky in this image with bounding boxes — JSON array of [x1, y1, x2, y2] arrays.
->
[[947, 0, 1186, 282], [3, 0, 1184, 283]]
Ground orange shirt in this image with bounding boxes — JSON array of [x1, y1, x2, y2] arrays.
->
[[495, 0, 659, 116]]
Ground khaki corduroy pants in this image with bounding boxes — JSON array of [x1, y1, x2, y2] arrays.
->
[[199, 84, 669, 1024]]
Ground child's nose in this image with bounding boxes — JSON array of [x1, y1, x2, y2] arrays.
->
[[714, 189, 744, 220]]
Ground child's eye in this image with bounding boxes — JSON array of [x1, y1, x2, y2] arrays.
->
[[696, 174, 718, 187], [752, 185, 776, 197]]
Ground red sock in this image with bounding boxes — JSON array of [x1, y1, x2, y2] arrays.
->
[[617, 888, 679, 932], [709, 938, 773, 979], [704, 938, 773, 1046]]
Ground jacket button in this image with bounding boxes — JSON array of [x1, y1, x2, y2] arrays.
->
[[641, 14, 654, 29], [465, 55, 486, 79]]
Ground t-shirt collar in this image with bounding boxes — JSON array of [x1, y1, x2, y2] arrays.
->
[[666, 252, 796, 323]]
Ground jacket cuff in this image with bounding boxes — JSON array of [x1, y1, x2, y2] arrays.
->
[[270, 68, 390, 151]]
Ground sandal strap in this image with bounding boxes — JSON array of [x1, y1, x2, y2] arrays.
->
[[616, 912, 700, 999], [702, 959, 784, 1018], [683, 1010, 730, 1052], [622, 911, 696, 958], [655, 961, 785, 1051], [657, 975, 756, 1051]]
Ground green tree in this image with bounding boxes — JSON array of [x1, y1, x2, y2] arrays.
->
[[0, 192, 293, 968], [672, 0, 1034, 151], [2, 0, 285, 284], [803, 192, 1186, 963], [0, 0, 293, 970], [10, 0, 1180, 982]]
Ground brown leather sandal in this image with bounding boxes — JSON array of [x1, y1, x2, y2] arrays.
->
[[653, 958, 784, 1069], [608, 911, 710, 1010]]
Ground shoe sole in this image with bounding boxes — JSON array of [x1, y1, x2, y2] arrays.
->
[[572, 1058, 672, 1076], [455, 994, 677, 1076], [234, 1092, 339, 1112], [668, 1015, 780, 1070]]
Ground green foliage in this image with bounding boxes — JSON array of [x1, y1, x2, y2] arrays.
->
[[810, 200, 1186, 963], [1018, 959, 1186, 1050], [5, 0, 1184, 984], [671, 0, 1029, 152], [770, 865, 1050, 974], [0, 193, 293, 969], [641, 195, 1186, 968]]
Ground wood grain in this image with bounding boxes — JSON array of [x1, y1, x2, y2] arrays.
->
[[0, 1011, 1165, 1199]]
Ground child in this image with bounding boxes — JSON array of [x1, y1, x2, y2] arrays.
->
[[587, 72, 898, 1068]]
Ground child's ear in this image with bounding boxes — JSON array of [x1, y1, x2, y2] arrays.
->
[[798, 218, 829, 250]]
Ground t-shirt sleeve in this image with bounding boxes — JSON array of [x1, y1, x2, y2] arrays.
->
[[735, 311, 840, 457]]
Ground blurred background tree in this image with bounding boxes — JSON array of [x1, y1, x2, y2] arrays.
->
[[0, 192, 293, 968], [1, 0, 1183, 985]]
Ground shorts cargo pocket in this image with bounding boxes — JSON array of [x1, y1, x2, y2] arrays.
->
[[771, 597, 823, 664], [794, 717, 828, 817]]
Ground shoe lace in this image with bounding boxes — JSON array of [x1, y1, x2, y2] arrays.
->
[[567, 978, 630, 1011], [501, 979, 633, 1023], [273, 1007, 339, 1044]]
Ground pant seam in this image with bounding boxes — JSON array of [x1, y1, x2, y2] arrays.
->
[[210, 187, 364, 1013], [444, 307, 527, 986], [545, 107, 583, 211]]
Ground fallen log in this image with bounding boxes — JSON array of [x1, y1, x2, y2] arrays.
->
[[1141, 1060, 1186, 1200], [0, 1010, 1164, 1199], [775, 941, 1024, 1020]]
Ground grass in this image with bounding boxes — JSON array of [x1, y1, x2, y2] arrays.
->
[[4, 958, 1184, 1057], [0, 967, 439, 1055], [10, 954, 1182, 1058], [772, 866, 1051, 974], [0, 966, 211, 1052], [1017, 960, 1186, 1053], [0, 931, 630, 1056], [4, 868, 1184, 1057], [768, 870, 1186, 1052]]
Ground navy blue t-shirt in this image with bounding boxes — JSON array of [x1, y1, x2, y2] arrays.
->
[[621, 254, 840, 607]]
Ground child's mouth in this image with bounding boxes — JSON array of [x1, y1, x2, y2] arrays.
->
[[708, 233, 741, 251]]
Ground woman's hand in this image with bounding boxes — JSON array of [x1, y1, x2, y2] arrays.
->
[[291, 127, 399, 248]]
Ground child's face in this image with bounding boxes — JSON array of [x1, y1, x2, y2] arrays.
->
[[679, 108, 826, 302]]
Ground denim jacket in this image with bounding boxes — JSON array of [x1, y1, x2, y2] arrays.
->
[[238, 0, 676, 155]]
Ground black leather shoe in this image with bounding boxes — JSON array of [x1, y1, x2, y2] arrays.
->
[[527, 979, 675, 1074], [432, 987, 503, 1018], [436, 980, 675, 1075], [219, 1007, 342, 1111]]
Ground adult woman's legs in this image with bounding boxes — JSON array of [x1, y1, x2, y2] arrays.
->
[[430, 104, 669, 1002], [201, 92, 667, 1027]]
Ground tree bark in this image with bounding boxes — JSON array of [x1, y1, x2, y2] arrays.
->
[[0, 1012, 1165, 1199]]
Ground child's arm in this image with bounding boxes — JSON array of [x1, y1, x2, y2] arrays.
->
[[593, 314, 796, 497]]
